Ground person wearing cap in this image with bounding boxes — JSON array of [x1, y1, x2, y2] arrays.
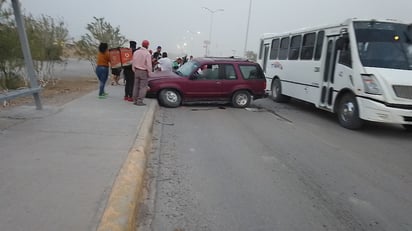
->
[[122, 40, 138, 101], [131, 40, 152, 106], [152, 46, 162, 71], [152, 46, 162, 61]]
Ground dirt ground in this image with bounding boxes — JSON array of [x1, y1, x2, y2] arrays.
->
[[1, 77, 99, 110]]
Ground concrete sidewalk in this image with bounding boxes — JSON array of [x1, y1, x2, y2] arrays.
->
[[0, 85, 157, 231]]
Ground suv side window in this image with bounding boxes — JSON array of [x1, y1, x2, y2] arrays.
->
[[239, 65, 264, 80], [223, 64, 237, 80], [195, 64, 219, 80]]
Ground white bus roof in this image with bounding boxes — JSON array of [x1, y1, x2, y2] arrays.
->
[[260, 18, 408, 40]]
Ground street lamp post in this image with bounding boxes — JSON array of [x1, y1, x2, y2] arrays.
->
[[186, 30, 201, 56], [244, 0, 252, 57], [202, 7, 224, 56]]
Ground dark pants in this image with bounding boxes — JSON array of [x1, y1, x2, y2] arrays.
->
[[95, 66, 108, 96], [123, 66, 134, 97], [133, 69, 148, 103]]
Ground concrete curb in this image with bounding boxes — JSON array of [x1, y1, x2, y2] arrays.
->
[[96, 100, 158, 231]]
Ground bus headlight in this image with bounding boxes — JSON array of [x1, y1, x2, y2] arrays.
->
[[361, 74, 382, 95]]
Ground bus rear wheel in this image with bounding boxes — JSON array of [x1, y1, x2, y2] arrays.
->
[[271, 78, 290, 103], [337, 93, 363, 129]]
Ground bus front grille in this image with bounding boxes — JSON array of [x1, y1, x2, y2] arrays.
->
[[393, 85, 412, 100]]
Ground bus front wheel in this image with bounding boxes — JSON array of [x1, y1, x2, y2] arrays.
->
[[337, 93, 363, 129], [271, 78, 290, 103]]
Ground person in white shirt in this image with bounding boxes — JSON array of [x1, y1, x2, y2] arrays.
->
[[157, 52, 173, 72]]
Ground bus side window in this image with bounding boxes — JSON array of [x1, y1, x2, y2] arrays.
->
[[301, 32, 316, 60], [314, 31, 325, 60], [289, 35, 302, 60], [270, 39, 280, 60], [338, 36, 352, 67], [279, 37, 290, 60], [258, 39, 264, 59]]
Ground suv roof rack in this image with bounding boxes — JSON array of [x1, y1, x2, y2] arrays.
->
[[204, 56, 250, 62]]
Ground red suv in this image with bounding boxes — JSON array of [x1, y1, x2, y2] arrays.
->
[[147, 57, 266, 108]]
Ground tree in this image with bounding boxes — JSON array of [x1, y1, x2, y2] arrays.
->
[[25, 14, 69, 86], [245, 50, 257, 62], [0, 2, 24, 89], [0, 2, 68, 89], [76, 17, 127, 70]]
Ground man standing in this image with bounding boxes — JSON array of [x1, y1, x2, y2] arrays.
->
[[152, 46, 162, 60], [132, 40, 152, 106], [157, 52, 173, 72], [123, 41, 137, 101], [152, 45, 162, 71]]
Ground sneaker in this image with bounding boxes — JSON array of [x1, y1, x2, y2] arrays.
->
[[127, 97, 133, 102], [98, 95, 106, 99], [103, 92, 108, 96], [124, 96, 128, 101], [133, 102, 146, 106]]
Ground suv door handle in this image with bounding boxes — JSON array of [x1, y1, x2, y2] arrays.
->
[[216, 81, 222, 84]]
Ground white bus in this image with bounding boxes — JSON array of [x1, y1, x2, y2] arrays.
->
[[257, 18, 412, 130]]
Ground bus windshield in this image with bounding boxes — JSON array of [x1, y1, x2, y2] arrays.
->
[[354, 21, 412, 70]]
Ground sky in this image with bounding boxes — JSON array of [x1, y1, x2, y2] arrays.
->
[[18, 0, 412, 58]]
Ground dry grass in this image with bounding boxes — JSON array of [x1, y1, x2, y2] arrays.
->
[[1, 77, 98, 110]]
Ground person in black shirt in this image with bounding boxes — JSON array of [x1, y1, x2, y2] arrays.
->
[[152, 46, 162, 60], [152, 46, 162, 71], [123, 41, 137, 101]]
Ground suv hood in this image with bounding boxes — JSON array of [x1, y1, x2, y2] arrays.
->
[[149, 71, 181, 80]]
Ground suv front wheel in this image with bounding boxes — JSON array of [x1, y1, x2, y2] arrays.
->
[[159, 89, 181, 108], [232, 90, 251, 108]]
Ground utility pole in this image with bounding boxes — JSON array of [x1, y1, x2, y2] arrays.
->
[[202, 7, 224, 56], [243, 0, 252, 57]]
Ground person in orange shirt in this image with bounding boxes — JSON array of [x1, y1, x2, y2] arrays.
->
[[96, 42, 110, 99]]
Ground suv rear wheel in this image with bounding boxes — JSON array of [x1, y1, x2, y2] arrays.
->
[[232, 90, 251, 108], [159, 89, 181, 108]]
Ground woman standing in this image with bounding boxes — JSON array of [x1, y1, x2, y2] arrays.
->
[[96, 43, 110, 99]]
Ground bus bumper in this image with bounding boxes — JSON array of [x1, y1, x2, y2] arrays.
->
[[357, 97, 412, 124]]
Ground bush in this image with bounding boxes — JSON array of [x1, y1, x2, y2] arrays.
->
[[0, 72, 25, 90]]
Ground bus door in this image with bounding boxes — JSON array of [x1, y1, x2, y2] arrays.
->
[[262, 43, 270, 73], [320, 35, 340, 111]]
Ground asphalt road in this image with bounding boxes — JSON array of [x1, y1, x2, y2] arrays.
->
[[138, 98, 412, 231]]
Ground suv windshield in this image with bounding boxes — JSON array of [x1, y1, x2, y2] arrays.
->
[[354, 21, 412, 70], [175, 61, 200, 76]]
